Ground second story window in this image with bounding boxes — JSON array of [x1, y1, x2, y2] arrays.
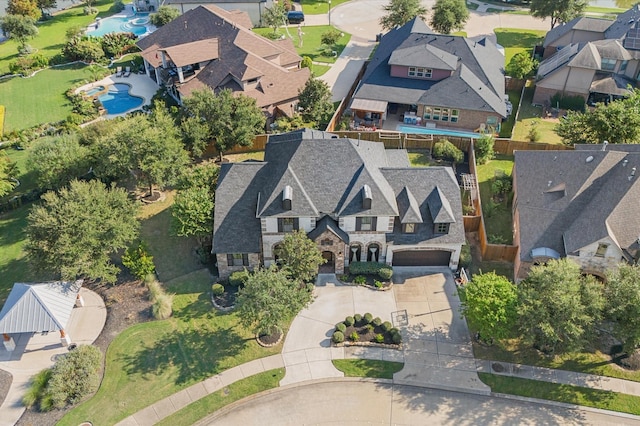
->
[[403, 223, 416, 233], [356, 216, 376, 231], [601, 58, 616, 71], [408, 67, 416, 76], [595, 243, 608, 257], [278, 218, 299, 233], [434, 223, 449, 234]]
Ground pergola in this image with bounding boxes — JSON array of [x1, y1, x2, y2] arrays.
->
[[0, 281, 83, 350]]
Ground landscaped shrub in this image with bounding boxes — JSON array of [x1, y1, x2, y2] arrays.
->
[[378, 267, 393, 280], [152, 293, 174, 319], [432, 139, 463, 163], [390, 327, 399, 335], [382, 321, 393, 332], [372, 317, 383, 327], [229, 269, 250, 287], [23, 369, 52, 409], [84, 6, 98, 14], [332, 330, 344, 343], [365, 324, 374, 333], [374, 280, 383, 288], [63, 37, 105, 62], [301, 56, 312, 69], [354, 275, 366, 285], [375, 333, 385, 343], [344, 316, 355, 326], [101, 32, 137, 58], [492, 174, 512, 196], [349, 261, 392, 276], [392, 331, 402, 344], [550, 92, 585, 112], [336, 322, 346, 333], [474, 134, 494, 165], [110, 0, 125, 12], [349, 331, 360, 342], [122, 241, 155, 280], [363, 312, 373, 324], [211, 283, 225, 296], [354, 313, 362, 323], [9, 53, 49, 75]]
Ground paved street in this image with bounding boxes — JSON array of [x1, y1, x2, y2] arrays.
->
[[200, 380, 640, 426]]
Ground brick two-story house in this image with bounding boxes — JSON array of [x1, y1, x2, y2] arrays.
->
[[212, 129, 465, 278]]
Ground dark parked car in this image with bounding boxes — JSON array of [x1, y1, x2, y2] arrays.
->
[[287, 11, 304, 24]]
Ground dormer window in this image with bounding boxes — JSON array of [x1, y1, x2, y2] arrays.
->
[[403, 223, 416, 233], [282, 185, 292, 210], [278, 217, 298, 232], [601, 58, 616, 71], [434, 223, 449, 234], [362, 184, 372, 209]]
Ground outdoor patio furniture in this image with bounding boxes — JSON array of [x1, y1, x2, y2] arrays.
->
[[115, 66, 123, 77], [123, 66, 131, 78]]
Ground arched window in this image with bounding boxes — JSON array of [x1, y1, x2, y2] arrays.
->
[[367, 243, 380, 262], [349, 244, 362, 263]]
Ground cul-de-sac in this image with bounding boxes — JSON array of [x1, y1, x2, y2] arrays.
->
[[2, 0, 640, 424]]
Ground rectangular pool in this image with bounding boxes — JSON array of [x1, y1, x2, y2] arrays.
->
[[397, 125, 482, 139]]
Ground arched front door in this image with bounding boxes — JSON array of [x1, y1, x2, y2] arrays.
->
[[319, 251, 334, 273]]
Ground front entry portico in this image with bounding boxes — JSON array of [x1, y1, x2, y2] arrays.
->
[[307, 216, 348, 275]]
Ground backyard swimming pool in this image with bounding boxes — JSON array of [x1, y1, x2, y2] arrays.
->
[[98, 83, 143, 115], [397, 125, 482, 139], [86, 12, 151, 37]]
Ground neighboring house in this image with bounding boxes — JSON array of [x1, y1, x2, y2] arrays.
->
[[136, 5, 310, 124], [350, 17, 508, 133], [212, 129, 465, 278], [163, 0, 274, 26], [534, 5, 640, 106], [134, 0, 160, 12], [513, 144, 640, 281]]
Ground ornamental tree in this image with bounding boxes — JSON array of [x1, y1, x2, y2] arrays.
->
[[26, 180, 139, 283], [517, 258, 604, 354], [380, 0, 427, 31], [28, 134, 92, 191], [505, 51, 537, 80], [237, 265, 312, 335], [429, 0, 468, 35], [0, 14, 38, 52], [530, 0, 587, 29], [604, 264, 640, 353], [6, 0, 41, 20], [297, 78, 334, 127], [460, 272, 517, 343], [0, 153, 18, 197], [149, 6, 180, 27], [262, 3, 286, 35], [278, 229, 326, 283]]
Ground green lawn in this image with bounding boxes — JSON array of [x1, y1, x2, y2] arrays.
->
[[58, 269, 283, 426], [479, 373, 640, 415], [0, 0, 115, 75], [253, 26, 351, 63], [476, 154, 514, 245], [301, 0, 350, 14], [0, 205, 37, 304], [494, 28, 545, 67], [156, 369, 285, 426], [5, 147, 38, 196], [0, 64, 91, 133], [469, 260, 514, 281], [512, 83, 564, 144], [332, 359, 404, 379], [312, 63, 331, 77]]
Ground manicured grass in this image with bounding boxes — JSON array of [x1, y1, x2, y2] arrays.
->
[[301, 0, 350, 15], [512, 83, 563, 144], [5, 147, 38, 196], [253, 26, 351, 63], [0, 0, 115, 75], [0, 205, 37, 304], [0, 64, 90, 132], [494, 28, 545, 67], [476, 155, 514, 245], [479, 373, 640, 415], [407, 150, 431, 167], [155, 369, 285, 426], [585, 6, 624, 14], [469, 260, 514, 281], [225, 151, 265, 162], [332, 359, 404, 379], [58, 269, 283, 426], [312, 63, 331, 77], [138, 191, 205, 282]]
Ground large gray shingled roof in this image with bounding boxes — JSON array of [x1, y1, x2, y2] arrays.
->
[[212, 130, 464, 253]]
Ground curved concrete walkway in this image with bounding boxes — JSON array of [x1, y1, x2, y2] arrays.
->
[[0, 288, 106, 426]]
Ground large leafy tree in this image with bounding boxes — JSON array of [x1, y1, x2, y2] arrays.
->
[[517, 258, 604, 354], [278, 229, 326, 283], [555, 89, 640, 145], [97, 107, 189, 195], [26, 180, 139, 283], [171, 163, 219, 246], [297, 78, 334, 127], [262, 3, 286, 35], [379, 0, 427, 31], [181, 88, 266, 160], [530, 0, 587, 29], [429, 0, 469, 35], [505, 51, 537, 80], [460, 272, 517, 343], [0, 14, 38, 52], [6, 0, 41, 20], [237, 265, 312, 335], [0, 153, 18, 197], [36, 0, 56, 15], [28, 134, 92, 191], [605, 264, 640, 353], [149, 6, 180, 27]]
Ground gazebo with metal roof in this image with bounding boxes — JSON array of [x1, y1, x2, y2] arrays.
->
[[0, 281, 83, 351]]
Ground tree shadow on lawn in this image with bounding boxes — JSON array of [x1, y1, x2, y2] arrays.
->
[[121, 323, 247, 385]]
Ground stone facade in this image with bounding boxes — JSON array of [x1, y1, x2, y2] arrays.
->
[[311, 229, 346, 275], [216, 252, 261, 279]]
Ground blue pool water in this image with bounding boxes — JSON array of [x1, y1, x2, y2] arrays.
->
[[98, 83, 143, 115], [87, 13, 150, 37], [85, 85, 105, 96], [397, 125, 482, 139]]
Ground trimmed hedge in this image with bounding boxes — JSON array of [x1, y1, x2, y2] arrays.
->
[[211, 283, 224, 296], [229, 269, 250, 287], [336, 322, 347, 333], [349, 261, 393, 276], [332, 331, 344, 343]]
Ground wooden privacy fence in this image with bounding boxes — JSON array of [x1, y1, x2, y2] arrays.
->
[[325, 61, 369, 132]]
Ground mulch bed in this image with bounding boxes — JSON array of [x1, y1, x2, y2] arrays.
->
[[212, 284, 238, 310], [16, 279, 153, 426], [341, 320, 397, 346], [257, 328, 283, 347]]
